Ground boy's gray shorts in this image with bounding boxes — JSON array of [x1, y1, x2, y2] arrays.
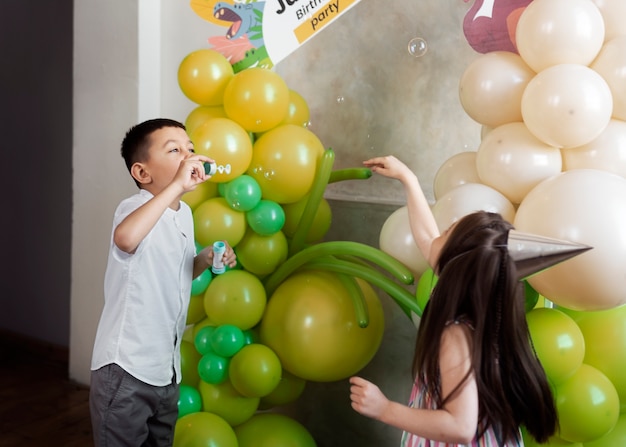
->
[[89, 363, 179, 447]]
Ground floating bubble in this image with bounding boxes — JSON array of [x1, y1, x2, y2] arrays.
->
[[408, 37, 428, 57], [336, 96, 345, 104]]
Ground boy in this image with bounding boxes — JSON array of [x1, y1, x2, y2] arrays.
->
[[89, 118, 236, 446]]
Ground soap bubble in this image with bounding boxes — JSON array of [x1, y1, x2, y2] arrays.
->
[[408, 37, 428, 57]]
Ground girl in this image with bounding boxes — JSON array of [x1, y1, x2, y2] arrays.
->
[[349, 155, 557, 446]]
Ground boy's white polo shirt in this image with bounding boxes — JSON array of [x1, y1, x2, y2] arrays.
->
[[91, 189, 195, 386]]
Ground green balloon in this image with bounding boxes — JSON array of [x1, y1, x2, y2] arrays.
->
[[174, 412, 237, 447], [211, 324, 245, 357], [234, 413, 316, 447], [246, 200, 285, 235], [177, 385, 202, 418], [198, 352, 230, 384], [415, 268, 438, 312], [191, 268, 213, 296], [194, 325, 216, 355], [224, 175, 262, 211]]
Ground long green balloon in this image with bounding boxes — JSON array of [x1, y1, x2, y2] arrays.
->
[[299, 257, 420, 318], [264, 241, 414, 295], [336, 272, 369, 328], [288, 148, 335, 257]]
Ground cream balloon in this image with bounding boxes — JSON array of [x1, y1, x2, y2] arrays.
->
[[431, 183, 516, 232], [562, 119, 626, 179], [433, 151, 480, 200], [379, 206, 430, 278], [476, 122, 562, 204], [515, 169, 626, 310], [591, 36, 626, 121], [516, 0, 605, 72], [459, 51, 535, 128], [592, 0, 626, 41], [521, 64, 613, 149]]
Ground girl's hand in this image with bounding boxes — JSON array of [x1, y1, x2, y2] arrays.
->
[[349, 376, 391, 420], [363, 155, 414, 182]]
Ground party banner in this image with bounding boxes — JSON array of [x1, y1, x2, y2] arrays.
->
[[191, 0, 363, 71]]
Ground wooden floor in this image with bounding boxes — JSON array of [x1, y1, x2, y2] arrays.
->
[[0, 333, 93, 447]]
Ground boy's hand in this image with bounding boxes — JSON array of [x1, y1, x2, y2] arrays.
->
[[176, 155, 215, 192]]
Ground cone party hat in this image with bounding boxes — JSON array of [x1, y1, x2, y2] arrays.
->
[[507, 230, 592, 280]]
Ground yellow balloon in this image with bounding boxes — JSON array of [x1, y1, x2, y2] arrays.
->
[[185, 105, 227, 135], [521, 64, 613, 149], [281, 194, 332, 243], [182, 179, 219, 210], [186, 294, 207, 325], [516, 0, 605, 72], [280, 89, 310, 128], [178, 49, 234, 106], [459, 51, 535, 128], [191, 118, 253, 182], [234, 229, 288, 277], [476, 122, 562, 204], [433, 151, 481, 200], [198, 379, 259, 426], [203, 270, 267, 330], [223, 67, 290, 133], [247, 124, 324, 204], [193, 197, 247, 247], [591, 36, 626, 121]]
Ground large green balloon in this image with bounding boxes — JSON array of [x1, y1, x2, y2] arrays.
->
[[191, 268, 213, 296], [234, 413, 316, 447], [569, 304, 626, 413], [260, 271, 384, 382], [555, 364, 619, 443], [526, 308, 584, 384], [174, 411, 237, 447]]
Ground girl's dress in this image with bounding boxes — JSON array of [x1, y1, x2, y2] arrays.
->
[[401, 320, 524, 447]]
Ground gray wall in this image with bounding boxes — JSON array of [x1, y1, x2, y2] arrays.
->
[[0, 0, 73, 347]]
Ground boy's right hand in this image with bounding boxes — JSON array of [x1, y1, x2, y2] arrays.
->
[[175, 155, 215, 192]]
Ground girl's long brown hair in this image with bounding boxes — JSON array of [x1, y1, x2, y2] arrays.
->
[[413, 211, 557, 444]]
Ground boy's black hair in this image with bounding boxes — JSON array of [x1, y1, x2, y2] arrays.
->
[[120, 118, 186, 175]]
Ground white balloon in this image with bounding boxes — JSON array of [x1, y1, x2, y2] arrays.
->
[[433, 151, 480, 200], [379, 206, 430, 278], [459, 51, 535, 128], [591, 36, 626, 121], [515, 169, 626, 310], [563, 119, 626, 179], [521, 64, 613, 148], [592, 0, 626, 41], [516, 0, 605, 72], [476, 122, 562, 204], [431, 183, 516, 232]]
